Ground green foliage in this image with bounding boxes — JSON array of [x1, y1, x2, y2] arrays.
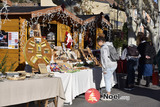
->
[[87, 62, 95, 67], [113, 23, 128, 48], [8, 61, 17, 71], [76, 63, 84, 67], [0, 52, 16, 74], [113, 37, 127, 48], [0, 54, 7, 74]]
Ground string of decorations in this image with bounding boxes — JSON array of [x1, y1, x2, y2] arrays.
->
[[20, 20, 27, 51], [0, 0, 10, 34]]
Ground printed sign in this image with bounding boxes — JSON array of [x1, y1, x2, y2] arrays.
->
[[8, 32, 19, 49], [0, 33, 8, 48]]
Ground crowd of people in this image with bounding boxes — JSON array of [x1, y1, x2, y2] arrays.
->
[[97, 35, 159, 101]]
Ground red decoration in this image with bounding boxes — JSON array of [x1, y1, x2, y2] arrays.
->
[[65, 32, 73, 49], [65, 32, 68, 36]]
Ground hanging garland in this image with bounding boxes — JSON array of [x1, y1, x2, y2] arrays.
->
[[19, 19, 27, 52], [0, 0, 10, 34]]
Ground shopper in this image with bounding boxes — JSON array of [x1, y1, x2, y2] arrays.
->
[[121, 44, 139, 90], [137, 37, 156, 87], [97, 36, 118, 101]]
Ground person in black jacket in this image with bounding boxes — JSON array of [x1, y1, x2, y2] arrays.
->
[[137, 37, 156, 87], [121, 44, 139, 90]]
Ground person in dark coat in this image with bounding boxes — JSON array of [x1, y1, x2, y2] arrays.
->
[[137, 37, 156, 87], [121, 44, 139, 90]]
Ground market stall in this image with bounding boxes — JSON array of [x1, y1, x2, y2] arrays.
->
[[0, 4, 113, 107]]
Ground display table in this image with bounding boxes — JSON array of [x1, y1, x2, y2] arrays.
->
[[0, 77, 65, 107], [47, 66, 117, 105]]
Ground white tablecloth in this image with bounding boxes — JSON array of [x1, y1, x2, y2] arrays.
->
[[0, 77, 65, 107], [47, 66, 117, 105]]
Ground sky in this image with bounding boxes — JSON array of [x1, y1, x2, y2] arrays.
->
[[154, 0, 157, 3]]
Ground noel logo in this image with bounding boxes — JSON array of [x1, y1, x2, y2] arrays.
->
[[85, 88, 100, 104]]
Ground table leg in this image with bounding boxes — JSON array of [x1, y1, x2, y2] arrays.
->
[[54, 97, 57, 107], [44, 99, 49, 107], [26, 103, 29, 107], [38, 101, 41, 107]]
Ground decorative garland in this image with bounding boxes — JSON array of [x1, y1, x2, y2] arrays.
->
[[0, 0, 10, 34], [20, 20, 27, 52]]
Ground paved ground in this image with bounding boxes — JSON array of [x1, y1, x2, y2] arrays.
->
[[64, 85, 160, 107], [64, 74, 160, 107]]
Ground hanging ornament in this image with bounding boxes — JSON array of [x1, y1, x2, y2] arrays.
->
[[0, 0, 10, 32]]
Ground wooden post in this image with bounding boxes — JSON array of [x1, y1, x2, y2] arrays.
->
[[26, 103, 29, 107], [44, 99, 49, 107]]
